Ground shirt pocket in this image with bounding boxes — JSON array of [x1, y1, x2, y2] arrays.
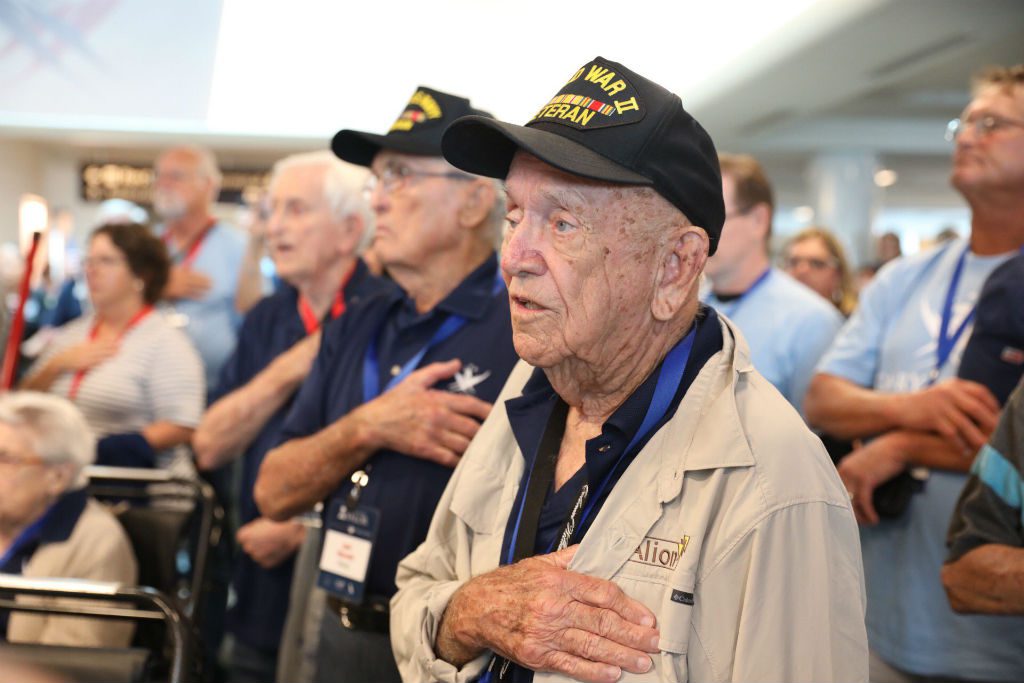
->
[[615, 568, 696, 683], [656, 569, 696, 683]]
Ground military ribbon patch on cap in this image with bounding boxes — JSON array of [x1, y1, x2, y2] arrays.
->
[[390, 90, 444, 132], [528, 59, 645, 131]]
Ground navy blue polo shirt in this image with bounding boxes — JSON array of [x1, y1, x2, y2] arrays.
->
[[212, 259, 392, 652], [0, 488, 87, 640], [495, 307, 723, 683], [278, 254, 518, 599]]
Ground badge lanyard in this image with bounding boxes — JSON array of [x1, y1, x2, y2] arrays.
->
[[930, 245, 1024, 385], [485, 325, 696, 683], [67, 306, 154, 400], [297, 264, 356, 335], [504, 323, 697, 566], [715, 268, 771, 319], [361, 272, 505, 404], [164, 218, 215, 268]]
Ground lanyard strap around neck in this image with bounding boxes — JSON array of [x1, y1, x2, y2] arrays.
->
[[505, 324, 698, 566], [361, 272, 504, 403], [165, 218, 216, 268], [717, 268, 771, 319], [297, 264, 356, 335], [68, 306, 153, 400]]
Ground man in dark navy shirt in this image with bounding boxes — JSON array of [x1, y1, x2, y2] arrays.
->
[[193, 150, 389, 683], [255, 87, 519, 683]]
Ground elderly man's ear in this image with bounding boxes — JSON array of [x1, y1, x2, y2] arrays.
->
[[44, 463, 76, 497], [651, 228, 708, 321], [457, 180, 498, 229]]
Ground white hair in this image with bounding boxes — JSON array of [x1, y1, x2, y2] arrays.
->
[[269, 150, 375, 254], [0, 391, 96, 489]]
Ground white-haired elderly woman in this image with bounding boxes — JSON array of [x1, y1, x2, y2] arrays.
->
[[0, 392, 137, 648]]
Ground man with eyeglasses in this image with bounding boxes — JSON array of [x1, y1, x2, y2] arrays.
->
[[254, 87, 518, 683], [702, 153, 843, 413], [806, 64, 1024, 682]]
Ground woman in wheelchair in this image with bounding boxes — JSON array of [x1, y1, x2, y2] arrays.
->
[[0, 391, 138, 647], [19, 223, 204, 477]]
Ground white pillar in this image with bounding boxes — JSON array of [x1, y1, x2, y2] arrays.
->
[[805, 151, 880, 267]]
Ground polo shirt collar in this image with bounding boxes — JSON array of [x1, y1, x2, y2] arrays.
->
[[431, 253, 502, 321]]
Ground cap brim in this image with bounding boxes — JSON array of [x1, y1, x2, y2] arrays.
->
[[442, 116, 652, 185], [331, 129, 442, 167]]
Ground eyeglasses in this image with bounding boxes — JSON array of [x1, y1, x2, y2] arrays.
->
[[724, 205, 754, 221], [783, 255, 837, 272], [364, 164, 473, 196], [82, 254, 126, 269], [0, 451, 45, 468], [945, 114, 1024, 142]]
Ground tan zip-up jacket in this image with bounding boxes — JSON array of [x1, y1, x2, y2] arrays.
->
[[392, 317, 867, 682]]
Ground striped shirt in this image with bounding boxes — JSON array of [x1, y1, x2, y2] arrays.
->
[[30, 311, 205, 476]]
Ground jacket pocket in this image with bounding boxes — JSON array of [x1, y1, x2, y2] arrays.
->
[[657, 569, 695, 682]]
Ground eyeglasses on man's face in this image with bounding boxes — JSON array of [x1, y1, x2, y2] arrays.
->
[[364, 163, 473, 196], [783, 255, 837, 272], [945, 114, 1024, 142]]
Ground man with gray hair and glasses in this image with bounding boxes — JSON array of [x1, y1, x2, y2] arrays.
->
[[255, 87, 518, 683], [806, 64, 1024, 682], [0, 391, 137, 648]]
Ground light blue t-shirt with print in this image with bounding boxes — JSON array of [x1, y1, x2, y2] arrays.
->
[[817, 237, 1024, 681], [704, 268, 843, 412], [159, 221, 246, 389]]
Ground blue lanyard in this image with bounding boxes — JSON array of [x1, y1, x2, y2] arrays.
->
[[716, 268, 771, 319], [361, 273, 505, 403], [932, 247, 974, 385], [503, 324, 697, 565]]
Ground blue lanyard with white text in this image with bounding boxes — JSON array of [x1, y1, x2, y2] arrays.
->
[[361, 273, 505, 402], [717, 268, 771, 319], [503, 324, 698, 566]]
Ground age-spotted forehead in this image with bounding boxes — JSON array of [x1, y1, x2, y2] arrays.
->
[[505, 152, 621, 217]]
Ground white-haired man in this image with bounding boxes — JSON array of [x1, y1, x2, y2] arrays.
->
[[153, 145, 248, 387], [391, 57, 867, 683], [255, 87, 519, 683], [0, 391, 137, 648], [192, 151, 391, 683]]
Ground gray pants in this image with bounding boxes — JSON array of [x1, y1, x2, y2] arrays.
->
[[312, 607, 401, 683]]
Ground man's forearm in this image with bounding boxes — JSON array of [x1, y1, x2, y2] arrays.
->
[[889, 430, 971, 472], [142, 421, 194, 451], [254, 407, 379, 521], [942, 544, 1024, 614], [804, 373, 901, 439], [18, 359, 62, 392], [435, 582, 487, 667], [194, 358, 305, 470]]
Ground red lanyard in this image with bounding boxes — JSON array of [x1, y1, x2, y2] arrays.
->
[[67, 306, 154, 400], [296, 265, 356, 335], [165, 218, 216, 268]]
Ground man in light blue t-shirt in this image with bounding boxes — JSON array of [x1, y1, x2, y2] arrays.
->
[[703, 153, 843, 412], [153, 145, 248, 388], [807, 64, 1024, 682]]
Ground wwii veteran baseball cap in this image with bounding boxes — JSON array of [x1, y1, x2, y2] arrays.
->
[[958, 253, 1024, 406], [440, 57, 726, 253], [332, 86, 493, 166]]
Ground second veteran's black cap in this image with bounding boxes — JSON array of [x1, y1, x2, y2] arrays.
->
[[332, 86, 492, 167], [441, 57, 726, 253]]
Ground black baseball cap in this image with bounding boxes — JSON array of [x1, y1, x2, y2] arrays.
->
[[441, 57, 726, 253], [332, 86, 492, 167], [958, 254, 1024, 406]]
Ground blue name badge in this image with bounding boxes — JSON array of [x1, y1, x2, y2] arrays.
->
[[317, 498, 380, 604]]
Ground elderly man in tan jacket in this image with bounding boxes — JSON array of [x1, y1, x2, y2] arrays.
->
[[391, 57, 868, 683], [0, 392, 137, 647]]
